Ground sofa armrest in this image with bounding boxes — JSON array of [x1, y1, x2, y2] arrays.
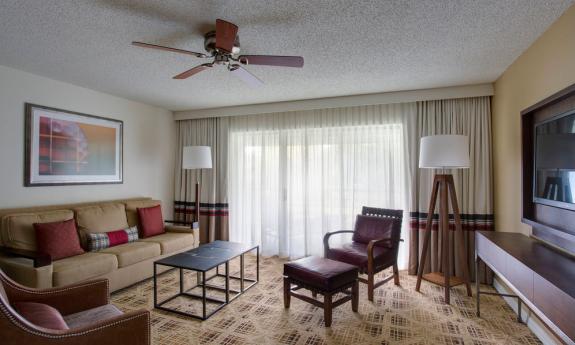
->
[[165, 225, 200, 248], [3, 278, 109, 316], [0, 254, 53, 288], [0, 246, 52, 267]]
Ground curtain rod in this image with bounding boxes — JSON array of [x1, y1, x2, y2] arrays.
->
[[174, 83, 493, 120]]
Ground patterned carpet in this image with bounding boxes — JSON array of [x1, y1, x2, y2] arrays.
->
[[111, 255, 541, 345]]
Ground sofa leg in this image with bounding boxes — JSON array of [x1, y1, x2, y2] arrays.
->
[[368, 273, 374, 301], [393, 263, 400, 286], [283, 277, 291, 308]]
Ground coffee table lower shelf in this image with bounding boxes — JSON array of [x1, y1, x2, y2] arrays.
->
[[153, 243, 259, 320]]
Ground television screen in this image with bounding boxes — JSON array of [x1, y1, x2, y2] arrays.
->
[[534, 109, 575, 209]]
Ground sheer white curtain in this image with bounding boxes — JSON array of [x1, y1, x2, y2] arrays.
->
[[228, 103, 416, 268]]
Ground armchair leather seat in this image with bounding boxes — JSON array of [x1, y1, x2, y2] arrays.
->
[[283, 256, 358, 291], [326, 243, 396, 272], [64, 304, 123, 329]]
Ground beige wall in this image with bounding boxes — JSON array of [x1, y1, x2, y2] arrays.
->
[[0, 65, 175, 217], [492, 5, 575, 235]]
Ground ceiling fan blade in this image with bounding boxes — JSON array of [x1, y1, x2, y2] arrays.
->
[[215, 19, 238, 53], [238, 55, 304, 68], [132, 41, 207, 58], [173, 63, 213, 79], [229, 64, 263, 87]]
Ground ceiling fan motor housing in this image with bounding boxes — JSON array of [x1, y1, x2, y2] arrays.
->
[[204, 31, 240, 55]]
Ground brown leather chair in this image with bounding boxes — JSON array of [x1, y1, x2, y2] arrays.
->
[[0, 268, 150, 345], [323, 207, 402, 301]]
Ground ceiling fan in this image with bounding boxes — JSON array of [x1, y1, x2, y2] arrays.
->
[[132, 19, 304, 87]]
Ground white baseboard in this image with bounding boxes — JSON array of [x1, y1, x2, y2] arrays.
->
[[492, 277, 562, 345]]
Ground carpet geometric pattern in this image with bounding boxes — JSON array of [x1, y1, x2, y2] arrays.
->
[[111, 256, 541, 345]]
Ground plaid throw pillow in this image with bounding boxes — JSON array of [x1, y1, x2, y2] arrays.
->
[[87, 226, 139, 251]]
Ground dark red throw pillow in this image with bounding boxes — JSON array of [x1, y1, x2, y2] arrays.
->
[[34, 219, 84, 260], [12, 302, 69, 330], [137, 205, 165, 238]]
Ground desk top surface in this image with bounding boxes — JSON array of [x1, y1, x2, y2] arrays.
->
[[477, 231, 575, 298]]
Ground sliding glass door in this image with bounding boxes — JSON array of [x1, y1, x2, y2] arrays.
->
[[228, 122, 408, 262]]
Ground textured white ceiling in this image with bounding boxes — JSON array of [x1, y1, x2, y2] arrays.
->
[[0, 0, 572, 111]]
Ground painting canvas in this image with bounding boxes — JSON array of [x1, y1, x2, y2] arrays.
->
[[25, 104, 123, 186]]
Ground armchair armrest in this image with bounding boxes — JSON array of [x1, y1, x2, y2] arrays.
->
[[0, 246, 51, 268], [3, 278, 109, 316], [11, 309, 150, 345], [323, 230, 354, 257], [367, 237, 402, 272], [66, 309, 150, 345]]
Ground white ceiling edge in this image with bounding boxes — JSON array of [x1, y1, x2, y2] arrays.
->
[[174, 83, 494, 120]]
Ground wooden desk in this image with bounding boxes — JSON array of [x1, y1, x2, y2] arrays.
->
[[475, 231, 575, 345]]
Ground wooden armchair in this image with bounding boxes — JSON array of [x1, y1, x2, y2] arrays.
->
[[0, 268, 150, 345], [323, 207, 403, 301]]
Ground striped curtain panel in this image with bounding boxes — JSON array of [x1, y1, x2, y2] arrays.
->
[[174, 118, 230, 243], [407, 96, 494, 283]]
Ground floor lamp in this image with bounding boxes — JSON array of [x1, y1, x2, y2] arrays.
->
[[182, 146, 213, 227], [415, 135, 472, 304]]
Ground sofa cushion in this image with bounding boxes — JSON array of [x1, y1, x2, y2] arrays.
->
[[137, 205, 165, 238], [52, 252, 118, 287], [64, 304, 123, 329], [12, 302, 69, 330], [124, 200, 160, 227], [0, 210, 74, 251], [34, 219, 84, 260], [74, 203, 129, 248], [100, 241, 160, 268], [86, 226, 139, 251], [139, 232, 194, 254]]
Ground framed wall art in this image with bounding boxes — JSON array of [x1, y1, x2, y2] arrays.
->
[[25, 103, 123, 186]]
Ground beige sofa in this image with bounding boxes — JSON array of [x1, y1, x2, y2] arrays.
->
[[0, 197, 199, 292]]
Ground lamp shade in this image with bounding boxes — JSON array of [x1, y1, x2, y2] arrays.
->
[[419, 135, 470, 169], [182, 146, 212, 170]]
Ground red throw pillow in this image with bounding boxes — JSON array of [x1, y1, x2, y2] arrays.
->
[[137, 205, 165, 238], [34, 219, 84, 260], [12, 302, 69, 330]]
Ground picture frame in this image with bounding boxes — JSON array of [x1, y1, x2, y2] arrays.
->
[[24, 103, 123, 186]]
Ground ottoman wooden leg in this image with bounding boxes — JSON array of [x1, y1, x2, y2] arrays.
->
[[324, 293, 333, 327], [352, 280, 359, 312], [283, 277, 291, 308]]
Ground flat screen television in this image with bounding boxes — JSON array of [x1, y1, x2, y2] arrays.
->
[[534, 108, 575, 210]]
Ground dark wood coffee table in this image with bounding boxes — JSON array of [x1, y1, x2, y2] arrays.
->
[[153, 240, 259, 320]]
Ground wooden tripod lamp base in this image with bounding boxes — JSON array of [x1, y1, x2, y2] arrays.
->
[[414, 174, 472, 304], [415, 135, 472, 304]]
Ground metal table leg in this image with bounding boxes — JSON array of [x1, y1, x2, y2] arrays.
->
[[153, 263, 158, 308], [225, 261, 230, 303], [179, 268, 184, 294]]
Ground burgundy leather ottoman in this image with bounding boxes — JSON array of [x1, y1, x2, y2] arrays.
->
[[283, 256, 359, 327]]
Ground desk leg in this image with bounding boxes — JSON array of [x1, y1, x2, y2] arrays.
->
[[256, 246, 260, 282], [476, 255, 480, 317], [517, 299, 522, 323], [202, 271, 207, 319], [240, 254, 245, 292], [179, 268, 184, 294]]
